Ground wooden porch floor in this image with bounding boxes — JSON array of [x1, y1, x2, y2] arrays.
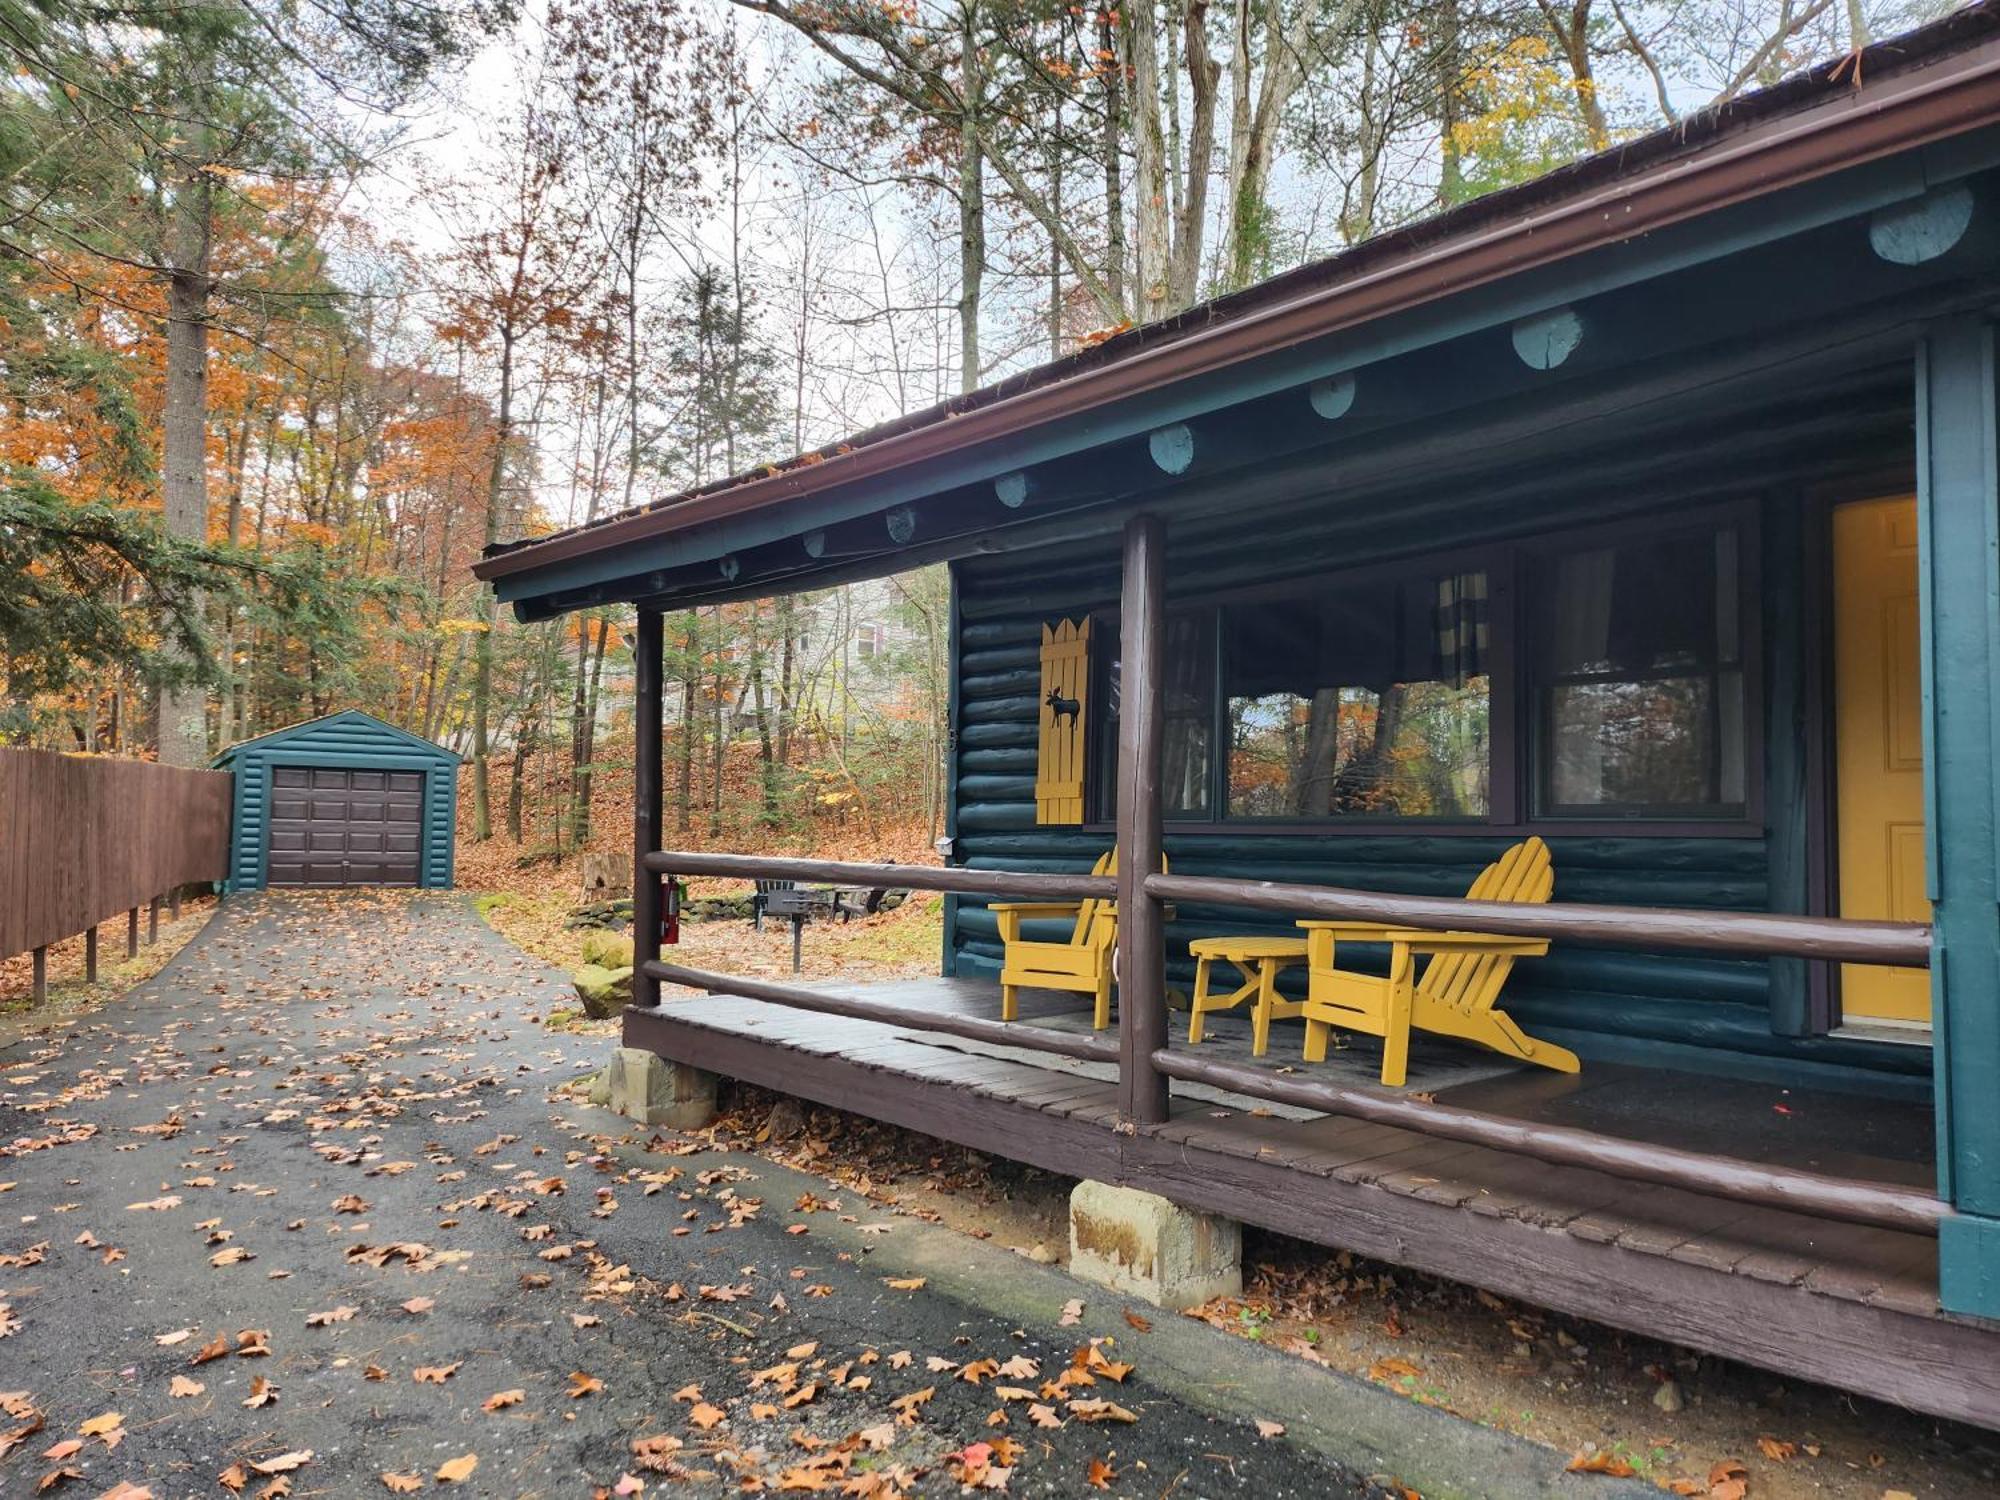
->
[[625, 975, 2000, 1429]]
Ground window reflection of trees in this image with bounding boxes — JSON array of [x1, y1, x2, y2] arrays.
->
[[1229, 677, 1491, 818]]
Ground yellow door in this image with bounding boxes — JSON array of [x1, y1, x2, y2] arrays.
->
[[1832, 496, 1932, 1027]]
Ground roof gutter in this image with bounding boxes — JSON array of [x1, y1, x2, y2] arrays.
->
[[475, 24, 2000, 586]]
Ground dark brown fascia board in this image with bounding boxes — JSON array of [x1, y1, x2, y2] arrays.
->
[[473, 22, 2000, 588]]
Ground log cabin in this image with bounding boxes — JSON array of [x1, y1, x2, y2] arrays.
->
[[476, 6, 2000, 1428]]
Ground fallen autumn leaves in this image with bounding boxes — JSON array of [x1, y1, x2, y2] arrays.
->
[[0, 892, 1385, 1499]]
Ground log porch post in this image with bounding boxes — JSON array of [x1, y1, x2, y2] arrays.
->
[[632, 607, 665, 1011], [1916, 319, 2000, 1319], [1116, 513, 1169, 1124]]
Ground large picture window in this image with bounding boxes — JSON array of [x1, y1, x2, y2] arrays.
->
[[1085, 506, 1754, 830], [1224, 573, 1490, 819]]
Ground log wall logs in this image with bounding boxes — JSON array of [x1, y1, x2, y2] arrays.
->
[[0, 748, 230, 961]]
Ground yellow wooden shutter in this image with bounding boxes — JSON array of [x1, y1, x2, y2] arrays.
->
[[1035, 618, 1090, 824]]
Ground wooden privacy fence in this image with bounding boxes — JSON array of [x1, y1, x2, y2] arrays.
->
[[638, 850, 1947, 1237], [1, 749, 232, 992]]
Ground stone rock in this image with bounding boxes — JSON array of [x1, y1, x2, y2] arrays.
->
[[566, 898, 635, 931], [580, 929, 635, 969], [1026, 1242, 1058, 1265], [572, 963, 633, 1020], [1652, 1379, 1685, 1413], [585, 1067, 613, 1107], [606, 1047, 717, 1128], [761, 1095, 808, 1143], [687, 895, 756, 922], [1069, 1180, 1241, 1308]]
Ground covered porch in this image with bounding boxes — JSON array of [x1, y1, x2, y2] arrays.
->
[[624, 968, 1993, 1425], [474, 13, 2000, 1434]]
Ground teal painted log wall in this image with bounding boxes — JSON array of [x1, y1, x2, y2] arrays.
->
[[946, 511, 1930, 1096]]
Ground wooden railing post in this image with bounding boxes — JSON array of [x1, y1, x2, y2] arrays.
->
[[1116, 513, 1169, 1125], [85, 927, 98, 984], [127, 908, 139, 959], [632, 607, 665, 1011], [30, 947, 45, 1004], [147, 897, 160, 945]]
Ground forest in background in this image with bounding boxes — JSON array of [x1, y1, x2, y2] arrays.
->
[[0, 0, 1941, 868]]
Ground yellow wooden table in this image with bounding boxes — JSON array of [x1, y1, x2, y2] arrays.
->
[[1186, 936, 1311, 1057]]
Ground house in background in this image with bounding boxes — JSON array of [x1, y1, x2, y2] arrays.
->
[[477, 8, 2000, 1429]]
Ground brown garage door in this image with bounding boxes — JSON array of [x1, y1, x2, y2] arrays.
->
[[267, 767, 424, 887]]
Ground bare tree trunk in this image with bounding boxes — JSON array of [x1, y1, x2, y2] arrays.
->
[[1127, 0, 1171, 316], [1436, 0, 1467, 208], [676, 613, 698, 833], [708, 605, 727, 836], [1344, 36, 1383, 243], [1047, 96, 1064, 358], [749, 600, 778, 827], [426, 637, 467, 745], [1172, 0, 1220, 308], [1540, 0, 1610, 151], [508, 701, 537, 845], [215, 372, 259, 747], [777, 595, 797, 767], [569, 616, 596, 846], [1098, 6, 1127, 314], [472, 326, 517, 843], [579, 614, 609, 840], [157, 180, 213, 767], [958, 0, 984, 393]]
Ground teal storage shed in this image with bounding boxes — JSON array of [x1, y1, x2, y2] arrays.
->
[[212, 711, 460, 891]]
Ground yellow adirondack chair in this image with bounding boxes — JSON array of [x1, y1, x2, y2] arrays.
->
[[1297, 836, 1575, 1087], [990, 850, 1164, 1030]]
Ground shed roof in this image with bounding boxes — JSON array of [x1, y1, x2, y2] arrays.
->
[[474, 3, 2000, 613], [211, 710, 461, 768]]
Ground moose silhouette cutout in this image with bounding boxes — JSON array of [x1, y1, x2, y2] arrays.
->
[[1045, 687, 1081, 726]]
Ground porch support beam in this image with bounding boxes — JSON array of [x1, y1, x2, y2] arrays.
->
[[1116, 512, 1169, 1125], [1916, 318, 2000, 1319], [632, 607, 665, 1012]]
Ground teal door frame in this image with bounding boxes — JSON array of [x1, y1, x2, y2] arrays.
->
[[1916, 316, 2000, 1319]]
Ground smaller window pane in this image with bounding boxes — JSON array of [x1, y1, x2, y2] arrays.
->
[[1536, 525, 1746, 816], [1548, 677, 1730, 809], [1094, 611, 1213, 818]]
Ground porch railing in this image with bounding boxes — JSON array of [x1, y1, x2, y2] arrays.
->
[[634, 849, 1948, 1238]]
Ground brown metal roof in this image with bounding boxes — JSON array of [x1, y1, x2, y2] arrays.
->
[[475, 4, 2000, 585]]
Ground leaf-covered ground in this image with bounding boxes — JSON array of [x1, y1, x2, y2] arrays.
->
[[0, 891, 1402, 1497]]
